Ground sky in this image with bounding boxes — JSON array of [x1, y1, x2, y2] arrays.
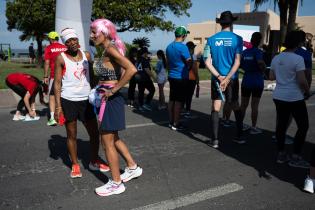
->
[[1, 0, 315, 51]]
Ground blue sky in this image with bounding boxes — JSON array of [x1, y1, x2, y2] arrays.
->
[[1, 0, 315, 50]]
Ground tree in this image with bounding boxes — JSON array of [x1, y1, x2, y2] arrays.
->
[[252, 0, 302, 44], [132, 37, 151, 48], [6, 0, 56, 64], [92, 0, 192, 32]]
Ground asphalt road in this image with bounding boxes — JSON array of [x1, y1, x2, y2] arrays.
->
[[0, 86, 315, 210]]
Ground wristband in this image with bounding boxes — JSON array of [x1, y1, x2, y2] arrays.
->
[[31, 108, 36, 111], [216, 74, 220, 78], [44, 76, 48, 78], [110, 89, 115, 94], [55, 107, 62, 110]]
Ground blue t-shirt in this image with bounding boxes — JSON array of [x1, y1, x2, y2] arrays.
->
[[295, 47, 312, 70], [241, 47, 264, 89], [206, 31, 243, 80], [166, 41, 191, 79]]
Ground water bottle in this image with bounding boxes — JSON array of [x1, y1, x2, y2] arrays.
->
[[215, 81, 225, 102]]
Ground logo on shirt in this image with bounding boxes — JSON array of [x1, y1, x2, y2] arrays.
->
[[215, 38, 233, 47], [51, 48, 67, 53], [215, 40, 224, 46], [74, 66, 87, 81]]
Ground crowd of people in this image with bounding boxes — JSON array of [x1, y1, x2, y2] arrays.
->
[[5, 10, 315, 196]]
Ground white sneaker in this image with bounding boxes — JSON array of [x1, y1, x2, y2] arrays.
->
[[120, 166, 143, 182], [95, 180, 125, 197], [12, 114, 25, 121], [24, 114, 40, 121], [250, 127, 262, 135], [303, 176, 314, 194]]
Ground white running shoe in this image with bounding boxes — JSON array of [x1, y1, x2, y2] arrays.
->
[[120, 166, 143, 183], [303, 176, 314, 194], [12, 114, 25, 121], [24, 114, 40, 121], [95, 180, 125, 197]]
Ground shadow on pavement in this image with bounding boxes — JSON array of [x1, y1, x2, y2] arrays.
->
[[47, 134, 109, 183], [124, 89, 314, 191]]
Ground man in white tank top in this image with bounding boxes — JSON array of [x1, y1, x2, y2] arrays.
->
[[54, 28, 109, 178]]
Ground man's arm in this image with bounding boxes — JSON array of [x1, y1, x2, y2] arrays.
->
[[297, 70, 310, 96], [44, 59, 50, 84], [54, 54, 64, 121], [219, 54, 241, 91], [205, 55, 221, 79]]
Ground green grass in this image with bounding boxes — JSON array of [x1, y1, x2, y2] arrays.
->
[[1, 60, 314, 89], [0, 62, 43, 89]]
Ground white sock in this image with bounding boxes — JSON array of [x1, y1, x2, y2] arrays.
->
[[50, 112, 54, 120]]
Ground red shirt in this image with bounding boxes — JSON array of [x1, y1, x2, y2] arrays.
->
[[44, 42, 67, 79], [6, 73, 38, 96]]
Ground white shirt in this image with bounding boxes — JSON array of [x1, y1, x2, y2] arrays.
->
[[271, 52, 305, 101], [60, 50, 91, 101]]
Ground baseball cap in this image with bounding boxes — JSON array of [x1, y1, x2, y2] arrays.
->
[[175, 26, 190, 37], [48, 31, 59, 40]]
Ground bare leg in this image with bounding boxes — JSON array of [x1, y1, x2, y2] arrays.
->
[[49, 95, 55, 119], [173, 101, 182, 125], [114, 133, 136, 168], [83, 118, 100, 162], [101, 131, 121, 182], [65, 120, 78, 164]]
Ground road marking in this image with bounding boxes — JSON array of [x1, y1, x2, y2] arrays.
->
[[126, 116, 199, 129], [132, 183, 243, 210], [307, 103, 315, 107]]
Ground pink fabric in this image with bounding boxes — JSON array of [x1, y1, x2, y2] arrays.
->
[[98, 84, 115, 123]]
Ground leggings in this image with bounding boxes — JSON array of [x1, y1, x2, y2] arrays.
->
[[138, 79, 155, 106], [128, 76, 137, 101], [6, 79, 27, 112], [185, 80, 196, 111], [273, 99, 309, 154]]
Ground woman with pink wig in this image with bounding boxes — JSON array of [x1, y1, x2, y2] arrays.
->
[[90, 18, 143, 196]]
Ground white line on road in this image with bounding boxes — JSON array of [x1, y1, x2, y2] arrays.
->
[[132, 183, 243, 210], [126, 116, 199, 129]]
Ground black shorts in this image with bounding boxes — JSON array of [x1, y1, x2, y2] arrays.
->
[[241, 86, 263, 98], [211, 79, 239, 103], [61, 98, 96, 122], [168, 78, 188, 103]]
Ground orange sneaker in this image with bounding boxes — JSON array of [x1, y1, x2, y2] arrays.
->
[[89, 160, 110, 172], [70, 164, 82, 178]]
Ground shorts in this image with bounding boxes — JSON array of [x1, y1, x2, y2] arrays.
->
[[48, 79, 54, 95], [99, 93, 125, 132], [61, 98, 95, 122], [168, 78, 188, 103], [211, 79, 239, 103], [241, 86, 263, 98]]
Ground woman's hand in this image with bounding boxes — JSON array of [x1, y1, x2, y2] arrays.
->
[[99, 88, 114, 101], [29, 110, 36, 118], [54, 108, 63, 122]]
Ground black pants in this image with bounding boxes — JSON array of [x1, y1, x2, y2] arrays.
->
[[6, 79, 27, 112], [273, 99, 309, 154], [185, 80, 196, 111], [128, 76, 137, 101], [138, 79, 155, 106]]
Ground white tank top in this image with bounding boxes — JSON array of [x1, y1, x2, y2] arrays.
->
[[60, 50, 91, 101]]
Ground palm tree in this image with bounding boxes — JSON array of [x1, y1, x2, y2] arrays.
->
[[253, 0, 303, 43], [252, 0, 289, 44], [132, 37, 151, 49]]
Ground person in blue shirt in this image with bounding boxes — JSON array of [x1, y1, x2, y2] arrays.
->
[[204, 11, 244, 148], [166, 26, 192, 131], [240, 32, 266, 135], [295, 30, 312, 87]]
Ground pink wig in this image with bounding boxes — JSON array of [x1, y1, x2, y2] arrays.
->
[[90, 19, 126, 56]]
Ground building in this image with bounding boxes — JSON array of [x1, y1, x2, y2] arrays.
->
[[187, 2, 315, 57]]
